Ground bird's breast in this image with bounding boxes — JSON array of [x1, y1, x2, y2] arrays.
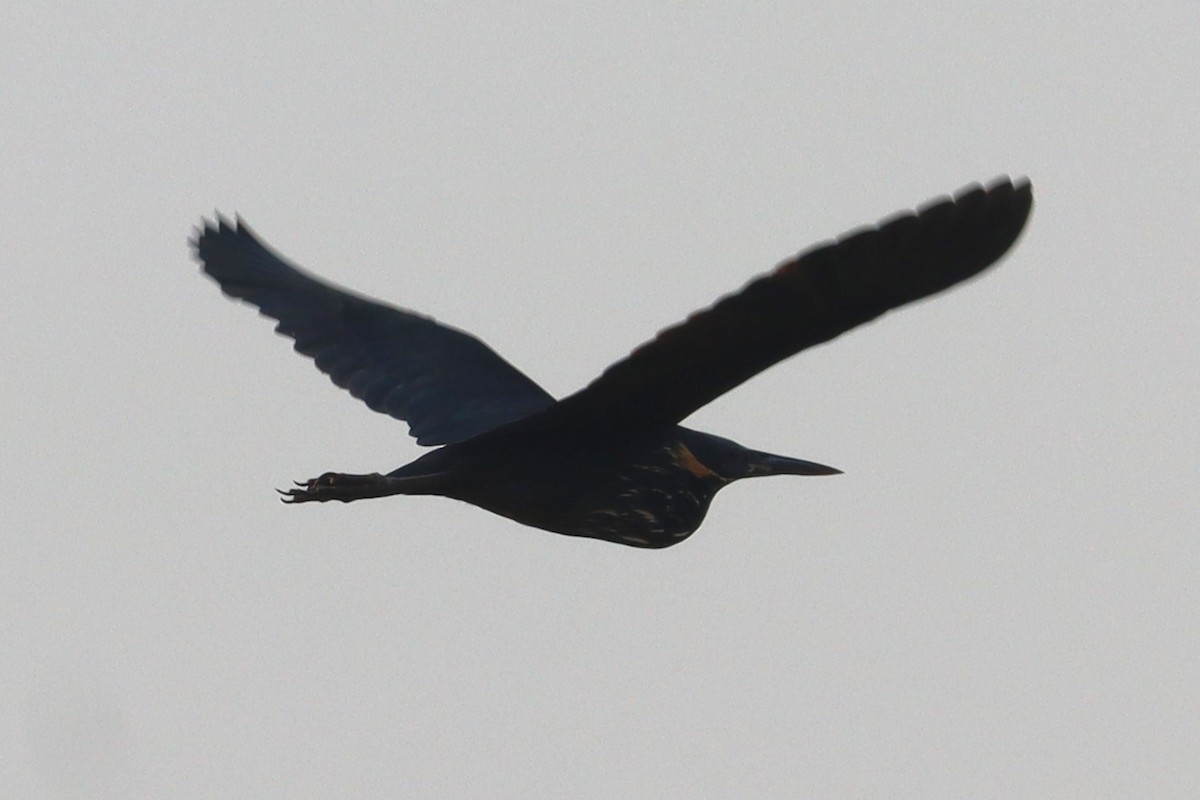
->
[[571, 462, 716, 547]]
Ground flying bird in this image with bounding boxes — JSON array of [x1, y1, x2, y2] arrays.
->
[[192, 178, 1032, 548]]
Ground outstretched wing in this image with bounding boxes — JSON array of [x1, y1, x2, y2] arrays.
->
[[546, 177, 1033, 431], [191, 217, 555, 445]]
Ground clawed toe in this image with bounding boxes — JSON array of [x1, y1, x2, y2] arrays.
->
[[277, 474, 330, 503], [276, 472, 383, 504], [278, 483, 313, 504]]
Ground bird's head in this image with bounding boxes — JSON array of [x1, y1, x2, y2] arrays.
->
[[678, 429, 842, 483]]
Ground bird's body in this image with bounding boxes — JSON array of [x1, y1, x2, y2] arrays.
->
[[193, 178, 1033, 548], [390, 428, 716, 547], [388, 425, 793, 547]]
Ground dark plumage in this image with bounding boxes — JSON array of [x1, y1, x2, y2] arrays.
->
[[192, 177, 1032, 547]]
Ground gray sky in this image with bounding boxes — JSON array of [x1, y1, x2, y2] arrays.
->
[[3, 2, 1198, 797]]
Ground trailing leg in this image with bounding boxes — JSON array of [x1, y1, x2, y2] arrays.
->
[[279, 471, 426, 503]]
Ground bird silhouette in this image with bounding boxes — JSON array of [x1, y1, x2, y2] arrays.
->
[[192, 177, 1032, 547]]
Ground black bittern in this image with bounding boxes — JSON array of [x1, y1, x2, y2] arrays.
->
[[193, 177, 1032, 548]]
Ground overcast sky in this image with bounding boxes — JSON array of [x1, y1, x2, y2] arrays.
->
[[3, 2, 1198, 797]]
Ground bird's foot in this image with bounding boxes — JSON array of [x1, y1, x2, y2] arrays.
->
[[278, 472, 385, 504]]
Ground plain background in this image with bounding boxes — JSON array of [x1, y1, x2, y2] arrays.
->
[[3, 2, 1197, 797]]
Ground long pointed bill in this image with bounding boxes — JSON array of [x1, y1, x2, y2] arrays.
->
[[745, 450, 842, 477]]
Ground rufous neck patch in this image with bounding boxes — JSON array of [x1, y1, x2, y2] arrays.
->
[[671, 443, 719, 479]]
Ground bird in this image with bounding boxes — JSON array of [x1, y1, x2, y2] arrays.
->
[[192, 177, 1032, 548]]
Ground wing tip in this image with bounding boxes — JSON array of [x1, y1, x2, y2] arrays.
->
[[919, 174, 1032, 215], [190, 212, 257, 257], [976, 174, 1034, 223]]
